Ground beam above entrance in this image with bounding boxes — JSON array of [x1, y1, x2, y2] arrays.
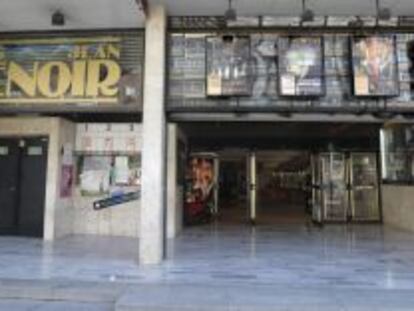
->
[[168, 112, 414, 124]]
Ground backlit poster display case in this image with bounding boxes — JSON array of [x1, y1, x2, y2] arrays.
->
[[206, 36, 251, 96], [351, 36, 399, 96], [278, 37, 324, 97], [184, 153, 219, 225]]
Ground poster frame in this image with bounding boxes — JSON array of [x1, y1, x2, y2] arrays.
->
[[350, 35, 400, 98], [277, 35, 326, 98], [205, 35, 252, 98]]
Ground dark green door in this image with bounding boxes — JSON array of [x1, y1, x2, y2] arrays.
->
[[0, 139, 20, 234], [17, 138, 48, 237]]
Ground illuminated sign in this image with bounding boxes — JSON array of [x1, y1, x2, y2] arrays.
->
[[0, 37, 124, 104]]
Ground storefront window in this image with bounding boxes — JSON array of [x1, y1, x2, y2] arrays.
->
[[381, 125, 414, 183]]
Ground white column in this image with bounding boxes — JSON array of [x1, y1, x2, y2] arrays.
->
[[139, 4, 167, 265]]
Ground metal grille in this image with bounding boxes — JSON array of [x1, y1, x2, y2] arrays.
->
[[0, 30, 145, 113], [166, 30, 414, 114]]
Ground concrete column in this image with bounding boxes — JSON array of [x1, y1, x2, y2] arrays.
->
[[139, 4, 167, 265], [166, 123, 185, 239], [167, 124, 178, 239]]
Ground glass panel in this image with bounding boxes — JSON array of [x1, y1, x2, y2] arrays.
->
[[278, 37, 324, 96], [351, 36, 399, 96], [77, 155, 141, 197], [311, 154, 323, 223], [351, 153, 380, 221], [27, 146, 43, 156], [381, 126, 413, 183], [0, 146, 8, 156], [206, 36, 252, 97], [321, 153, 348, 221]]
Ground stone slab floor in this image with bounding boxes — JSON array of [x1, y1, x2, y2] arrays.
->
[[0, 300, 112, 311], [1, 223, 414, 310]]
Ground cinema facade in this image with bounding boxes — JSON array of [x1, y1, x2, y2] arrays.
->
[[1, 4, 414, 264]]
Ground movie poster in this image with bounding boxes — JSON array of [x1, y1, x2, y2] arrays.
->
[[60, 165, 74, 198], [78, 155, 141, 196], [184, 155, 216, 225], [206, 36, 251, 96], [278, 37, 324, 96], [352, 36, 399, 96]]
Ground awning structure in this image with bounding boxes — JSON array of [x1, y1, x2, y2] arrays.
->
[[152, 0, 413, 17], [0, 0, 146, 32]]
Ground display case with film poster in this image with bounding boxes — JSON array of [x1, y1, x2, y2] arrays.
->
[[278, 36, 325, 97], [206, 36, 252, 97], [351, 36, 399, 97]]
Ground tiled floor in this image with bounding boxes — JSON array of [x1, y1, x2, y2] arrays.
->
[[1, 223, 414, 290]]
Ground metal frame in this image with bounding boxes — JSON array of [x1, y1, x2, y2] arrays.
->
[[166, 26, 414, 115], [312, 151, 382, 224], [277, 36, 326, 98], [350, 35, 400, 98], [249, 151, 257, 223], [205, 35, 253, 98], [168, 16, 414, 33], [320, 152, 349, 222], [349, 152, 381, 221]]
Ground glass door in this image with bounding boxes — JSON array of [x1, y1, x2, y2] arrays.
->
[[320, 153, 348, 222], [350, 153, 380, 221], [311, 154, 323, 223]]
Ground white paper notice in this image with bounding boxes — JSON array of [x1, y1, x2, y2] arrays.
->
[[115, 156, 129, 184], [281, 74, 296, 95]]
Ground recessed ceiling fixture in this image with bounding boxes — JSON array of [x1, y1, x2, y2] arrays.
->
[[376, 0, 391, 21], [301, 0, 314, 23], [224, 0, 237, 22], [348, 16, 364, 28], [52, 10, 65, 26]]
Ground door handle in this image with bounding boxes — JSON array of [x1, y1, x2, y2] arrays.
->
[[353, 185, 376, 190]]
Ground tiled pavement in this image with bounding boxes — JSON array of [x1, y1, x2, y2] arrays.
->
[[1, 223, 414, 310]]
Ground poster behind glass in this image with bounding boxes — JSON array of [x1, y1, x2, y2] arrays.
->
[[278, 37, 324, 96], [78, 155, 141, 196], [206, 36, 251, 96], [352, 36, 399, 96], [184, 155, 216, 225]]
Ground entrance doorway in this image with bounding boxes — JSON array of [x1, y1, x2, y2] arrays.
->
[[179, 122, 382, 228], [0, 137, 48, 237], [217, 152, 248, 224], [312, 152, 381, 223], [254, 151, 311, 225]]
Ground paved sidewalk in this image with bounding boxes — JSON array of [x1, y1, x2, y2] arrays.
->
[[0, 299, 112, 311], [1, 224, 414, 310], [1, 280, 414, 311]]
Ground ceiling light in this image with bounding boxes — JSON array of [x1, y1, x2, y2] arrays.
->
[[348, 16, 364, 28], [378, 7, 392, 21], [224, 0, 237, 22], [52, 11, 65, 26], [376, 0, 391, 21], [301, 0, 314, 23]]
